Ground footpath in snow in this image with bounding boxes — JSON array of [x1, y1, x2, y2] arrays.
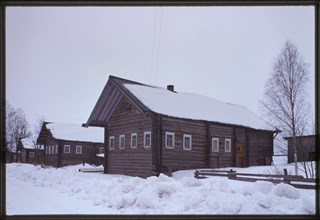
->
[[6, 162, 316, 215]]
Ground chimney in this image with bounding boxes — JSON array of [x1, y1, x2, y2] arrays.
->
[[167, 85, 174, 92]]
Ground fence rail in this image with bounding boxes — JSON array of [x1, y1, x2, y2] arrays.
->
[[194, 169, 317, 190], [78, 167, 104, 173]]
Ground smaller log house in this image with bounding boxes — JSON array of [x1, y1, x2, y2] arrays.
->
[[17, 138, 44, 165], [284, 135, 316, 163], [37, 122, 104, 167], [85, 75, 278, 177]]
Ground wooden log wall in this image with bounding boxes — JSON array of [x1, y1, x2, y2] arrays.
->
[[248, 130, 273, 166], [106, 97, 153, 177], [161, 117, 207, 171], [234, 128, 247, 167], [59, 140, 97, 167], [208, 124, 234, 168]]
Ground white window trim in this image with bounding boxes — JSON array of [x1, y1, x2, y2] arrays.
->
[[131, 133, 137, 148], [165, 132, 175, 149], [29, 152, 34, 157], [64, 145, 71, 154], [183, 134, 192, 150], [212, 137, 219, 152], [119, 135, 125, 149], [144, 131, 151, 148], [109, 136, 115, 150], [76, 145, 82, 154], [225, 139, 232, 152], [100, 147, 105, 154]]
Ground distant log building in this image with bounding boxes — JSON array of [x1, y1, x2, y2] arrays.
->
[[284, 135, 316, 163], [37, 122, 104, 167], [17, 138, 44, 165]]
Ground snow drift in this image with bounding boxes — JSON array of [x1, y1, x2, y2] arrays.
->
[[6, 163, 315, 215]]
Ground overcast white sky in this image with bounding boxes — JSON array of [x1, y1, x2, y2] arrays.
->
[[6, 6, 315, 131]]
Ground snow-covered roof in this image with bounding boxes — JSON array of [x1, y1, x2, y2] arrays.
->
[[124, 84, 269, 131], [46, 122, 104, 143], [20, 138, 35, 150]]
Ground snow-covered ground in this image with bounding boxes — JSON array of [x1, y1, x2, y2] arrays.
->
[[6, 162, 315, 215]]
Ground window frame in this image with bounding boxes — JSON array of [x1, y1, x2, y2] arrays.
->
[[119, 134, 125, 149], [76, 145, 82, 154], [165, 132, 175, 149], [183, 134, 192, 150], [144, 131, 151, 148], [224, 138, 232, 152], [100, 147, 105, 154], [131, 133, 137, 148], [64, 145, 71, 154], [212, 137, 219, 152]]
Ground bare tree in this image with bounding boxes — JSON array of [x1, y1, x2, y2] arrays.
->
[[260, 40, 310, 175], [30, 116, 45, 146], [6, 101, 32, 154], [30, 116, 46, 164]]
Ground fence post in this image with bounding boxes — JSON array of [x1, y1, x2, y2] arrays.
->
[[228, 169, 236, 180], [195, 170, 199, 179]]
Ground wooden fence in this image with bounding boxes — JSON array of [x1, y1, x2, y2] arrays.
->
[[194, 169, 317, 190]]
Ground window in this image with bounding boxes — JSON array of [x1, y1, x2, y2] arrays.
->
[[64, 145, 71, 154], [48, 145, 52, 154], [50, 145, 55, 154], [212, 138, 219, 152], [29, 152, 34, 157], [76, 145, 82, 154], [165, 132, 175, 149], [119, 135, 125, 149], [183, 134, 192, 150], [131, 133, 137, 148], [109, 136, 115, 150], [54, 145, 58, 154], [45, 146, 49, 154], [225, 139, 231, 152], [144, 131, 151, 148], [100, 147, 105, 154]]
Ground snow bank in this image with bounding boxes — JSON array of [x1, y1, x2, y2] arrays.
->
[[6, 163, 315, 215]]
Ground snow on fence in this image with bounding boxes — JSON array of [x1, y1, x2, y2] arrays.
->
[[194, 169, 317, 190]]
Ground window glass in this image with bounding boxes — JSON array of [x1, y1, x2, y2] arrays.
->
[[144, 131, 151, 148], [119, 135, 125, 149], [64, 145, 71, 154], [225, 139, 231, 152], [165, 132, 175, 149], [212, 138, 219, 152], [76, 145, 82, 154], [109, 136, 115, 150], [131, 133, 137, 148], [183, 134, 192, 150], [100, 147, 105, 154]]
